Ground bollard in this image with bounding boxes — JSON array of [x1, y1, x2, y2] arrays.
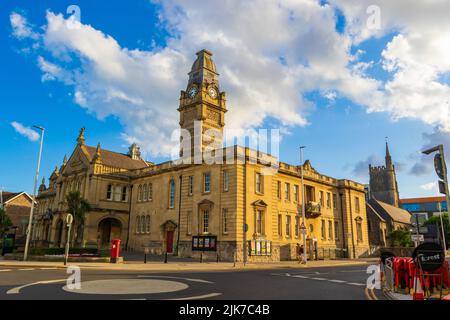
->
[[144, 253, 147, 264], [200, 252, 203, 263], [217, 253, 219, 263], [164, 251, 168, 263]]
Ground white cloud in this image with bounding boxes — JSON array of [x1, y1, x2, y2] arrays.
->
[[420, 182, 437, 192], [11, 121, 40, 142], [10, 12, 39, 40], [9, 1, 450, 158]]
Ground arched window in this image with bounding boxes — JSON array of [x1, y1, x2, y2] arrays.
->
[[143, 184, 148, 201], [146, 215, 151, 233], [136, 216, 141, 234], [138, 185, 143, 202], [169, 179, 175, 208], [140, 215, 146, 234]]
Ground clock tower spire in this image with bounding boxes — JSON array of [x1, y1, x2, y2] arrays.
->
[[178, 49, 227, 161]]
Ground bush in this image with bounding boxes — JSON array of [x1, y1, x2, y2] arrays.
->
[[387, 229, 413, 247], [30, 247, 98, 256]]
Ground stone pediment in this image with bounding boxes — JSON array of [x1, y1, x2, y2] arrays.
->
[[251, 200, 268, 207], [62, 146, 90, 175]]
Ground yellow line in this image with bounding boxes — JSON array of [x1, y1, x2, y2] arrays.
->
[[370, 288, 378, 300], [365, 287, 373, 300]]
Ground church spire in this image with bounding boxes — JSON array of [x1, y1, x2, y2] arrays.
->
[[92, 143, 102, 164], [77, 127, 85, 145], [385, 137, 392, 167], [187, 49, 219, 89]]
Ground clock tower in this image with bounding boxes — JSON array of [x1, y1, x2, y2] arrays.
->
[[178, 49, 227, 161]]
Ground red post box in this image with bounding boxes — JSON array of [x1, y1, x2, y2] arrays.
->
[[110, 239, 121, 263]]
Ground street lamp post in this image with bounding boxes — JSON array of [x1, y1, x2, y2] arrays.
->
[[422, 144, 450, 243], [300, 146, 307, 264], [23, 125, 45, 261]]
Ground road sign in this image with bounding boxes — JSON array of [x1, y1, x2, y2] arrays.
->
[[434, 153, 446, 180], [413, 242, 445, 272], [411, 234, 424, 242], [66, 214, 73, 226]]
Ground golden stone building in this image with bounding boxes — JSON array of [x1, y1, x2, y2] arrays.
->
[[33, 50, 370, 261]]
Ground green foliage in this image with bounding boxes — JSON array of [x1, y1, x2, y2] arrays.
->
[[387, 229, 413, 247], [0, 207, 13, 237], [424, 212, 449, 245], [65, 191, 91, 224]]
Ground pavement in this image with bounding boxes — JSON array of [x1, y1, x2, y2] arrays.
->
[[0, 263, 385, 300], [0, 255, 377, 272]]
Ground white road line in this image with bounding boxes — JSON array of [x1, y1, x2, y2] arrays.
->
[[340, 270, 366, 273], [167, 293, 222, 300], [137, 275, 214, 284], [311, 277, 327, 281], [39, 268, 59, 270], [7, 279, 66, 294], [292, 275, 309, 279], [0, 269, 12, 272], [348, 282, 365, 286], [19, 268, 35, 271], [328, 279, 347, 283]]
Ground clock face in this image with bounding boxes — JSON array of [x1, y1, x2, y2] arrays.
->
[[208, 87, 217, 99], [188, 86, 198, 98]]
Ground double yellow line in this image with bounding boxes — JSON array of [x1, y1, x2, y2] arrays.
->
[[365, 287, 379, 300]]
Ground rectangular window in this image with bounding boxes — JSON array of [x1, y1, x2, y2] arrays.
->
[[169, 179, 175, 208], [222, 208, 228, 234], [186, 211, 192, 235], [294, 185, 299, 203], [328, 220, 333, 240], [326, 192, 331, 208], [204, 173, 211, 193], [277, 181, 281, 199], [357, 222, 363, 242], [333, 194, 337, 209], [121, 186, 127, 202], [113, 186, 121, 202], [223, 171, 229, 192], [106, 184, 112, 200], [335, 221, 339, 240], [319, 191, 324, 206], [286, 215, 291, 237], [278, 214, 282, 236], [285, 183, 290, 201], [188, 176, 194, 195], [295, 216, 299, 237], [143, 184, 148, 201], [321, 219, 326, 239], [256, 209, 264, 235], [255, 172, 263, 194], [355, 196, 360, 213], [202, 210, 209, 234]]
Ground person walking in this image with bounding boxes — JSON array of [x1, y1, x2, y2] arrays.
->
[[296, 243, 305, 264]]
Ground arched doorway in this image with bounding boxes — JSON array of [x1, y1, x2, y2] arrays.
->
[[54, 219, 63, 248], [98, 218, 122, 248]]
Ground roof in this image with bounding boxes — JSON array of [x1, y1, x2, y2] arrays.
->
[[366, 203, 386, 222], [400, 196, 446, 204], [83, 145, 149, 170], [1, 191, 35, 204], [372, 198, 411, 224]]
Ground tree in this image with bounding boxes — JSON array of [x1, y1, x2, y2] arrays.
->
[[387, 229, 413, 247], [0, 207, 13, 238], [65, 191, 91, 245]]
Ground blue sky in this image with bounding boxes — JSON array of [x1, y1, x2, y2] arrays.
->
[[1, 0, 449, 199]]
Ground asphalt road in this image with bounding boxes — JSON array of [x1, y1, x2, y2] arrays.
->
[[0, 264, 385, 300]]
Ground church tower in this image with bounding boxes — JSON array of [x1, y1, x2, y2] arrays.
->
[[178, 49, 227, 160], [368, 141, 401, 207]]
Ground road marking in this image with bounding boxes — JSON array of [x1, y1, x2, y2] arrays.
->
[[340, 270, 366, 273], [0, 269, 12, 272], [7, 279, 66, 294], [365, 287, 373, 300], [137, 275, 214, 284], [19, 268, 35, 271], [348, 282, 365, 286], [328, 279, 346, 283], [311, 277, 327, 281], [167, 293, 222, 300], [40, 268, 59, 270], [370, 288, 378, 300], [292, 275, 309, 279]]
